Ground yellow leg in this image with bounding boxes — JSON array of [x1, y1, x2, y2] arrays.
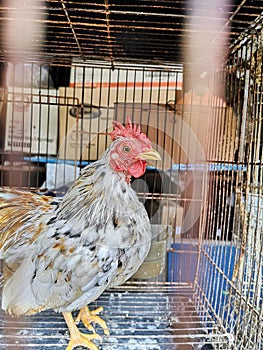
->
[[62, 312, 102, 350], [75, 306, 110, 336]]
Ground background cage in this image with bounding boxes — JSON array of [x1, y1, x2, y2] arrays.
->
[[0, 1, 263, 349]]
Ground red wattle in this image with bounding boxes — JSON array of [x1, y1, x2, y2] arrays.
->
[[128, 160, 147, 178]]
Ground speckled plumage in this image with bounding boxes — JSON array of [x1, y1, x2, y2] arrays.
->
[[0, 137, 155, 317]]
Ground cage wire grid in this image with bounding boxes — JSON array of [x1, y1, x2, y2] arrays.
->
[[0, 1, 262, 64], [0, 1, 263, 350], [0, 283, 231, 350]]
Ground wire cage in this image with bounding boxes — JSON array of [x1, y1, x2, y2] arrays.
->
[[0, 1, 263, 350]]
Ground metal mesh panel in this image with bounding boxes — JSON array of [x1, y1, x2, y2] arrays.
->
[[0, 1, 262, 64], [0, 2, 263, 350], [195, 22, 263, 350]]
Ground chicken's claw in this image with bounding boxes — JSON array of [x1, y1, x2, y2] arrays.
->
[[66, 332, 101, 350], [63, 311, 101, 350], [75, 305, 110, 336]]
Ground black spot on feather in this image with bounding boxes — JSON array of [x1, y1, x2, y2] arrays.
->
[[112, 211, 118, 229], [103, 263, 112, 273], [31, 269, 37, 283], [50, 201, 59, 206], [63, 231, 71, 236], [47, 217, 57, 225], [69, 232, 81, 238]]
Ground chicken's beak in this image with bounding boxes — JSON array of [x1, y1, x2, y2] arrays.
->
[[138, 149, 161, 161]]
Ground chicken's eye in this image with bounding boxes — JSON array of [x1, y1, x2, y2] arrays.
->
[[122, 145, 131, 153]]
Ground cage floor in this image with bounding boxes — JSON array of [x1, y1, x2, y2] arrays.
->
[[0, 283, 229, 350]]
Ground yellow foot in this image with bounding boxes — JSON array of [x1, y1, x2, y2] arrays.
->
[[63, 311, 102, 350], [75, 305, 110, 336], [66, 332, 101, 350]]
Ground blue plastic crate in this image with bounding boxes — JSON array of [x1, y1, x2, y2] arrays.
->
[[167, 241, 237, 315]]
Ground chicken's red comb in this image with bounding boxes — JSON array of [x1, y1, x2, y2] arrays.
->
[[110, 117, 151, 147]]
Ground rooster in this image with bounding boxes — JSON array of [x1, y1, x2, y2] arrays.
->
[[0, 118, 161, 350]]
